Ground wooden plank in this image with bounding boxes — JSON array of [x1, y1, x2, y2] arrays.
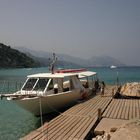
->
[[74, 117, 96, 139], [77, 96, 102, 116], [103, 98, 116, 118], [67, 117, 91, 140], [24, 114, 66, 140], [83, 97, 105, 117], [55, 116, 83, 140], [87, 100, 104, 117], [107, 99, 118, 118], [21, 130, 41, 140], [33, 132, 49, 140], [124, 99, 130, 120], [63, 117, 87, 140], [29, 115, 67, 140], [65, 96, 99, 115], [64, 104, 82, 115], [105, 99, 116, 118], [116, 99, 124, 119], [132, 99, 136, 119], [39, 135, 48, 140], [48, 115, 75, 137], [138, 100, 140, 119], [45, 115, 68, 132], [47, 115, 69, 131], [103, 97, 112, 111], [78, 118, 97, 139], [112, 99, 121, 119], [32, 115, 71, 140], [49, 115, 81, 140], [129, 99, 133, 119], [22, 122, 50, 140], [102, 99, 114, 117], [136, 99, 139, 119], [109, 99, 118, 118], [50, 116, 81, 140], [73, 96, 101, 117], [91, 97, 111, 115], [64, 96, 101, 115], [135, 100, 138, 119], [95, 97, 112, 117], [68, 104, 86, 114], [120, 99, 127, 119], [136, 99, 140, 119]]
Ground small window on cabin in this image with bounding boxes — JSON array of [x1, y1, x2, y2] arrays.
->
[[34, 79, 49, 91], [22, 78, 37, 91]]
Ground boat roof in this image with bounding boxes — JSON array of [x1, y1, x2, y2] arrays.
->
[[28, 70, 97, 79], [78, 71, 97, 78], [28, 72, 78, 78]]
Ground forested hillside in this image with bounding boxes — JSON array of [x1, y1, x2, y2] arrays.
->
[[0, 43, 40, 68]]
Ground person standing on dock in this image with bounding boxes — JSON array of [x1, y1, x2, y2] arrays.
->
[[95, 79, 100, 91], [101, 81, 105, 95]]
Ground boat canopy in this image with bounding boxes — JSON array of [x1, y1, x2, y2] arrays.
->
[[28, 72, 78, 78], [78, 71, 97, 78]]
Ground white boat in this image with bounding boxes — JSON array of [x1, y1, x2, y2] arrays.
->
[[1, 69, 97, 116], [110, 65, 117, 69]]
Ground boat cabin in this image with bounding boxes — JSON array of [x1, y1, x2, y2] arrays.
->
[[21, 73, 84, 95], [76, 71, 97, 88]]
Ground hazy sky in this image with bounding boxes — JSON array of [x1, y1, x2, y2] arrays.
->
[[0, 0, 140, 65]]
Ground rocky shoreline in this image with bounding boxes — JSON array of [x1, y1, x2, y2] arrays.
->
[[93, 119, 140, 140]]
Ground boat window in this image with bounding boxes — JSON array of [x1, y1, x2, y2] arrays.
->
[[47, 79, 53, 91], [70, 79, 74, 89], [22, 78, 37, 91], [33, 79, 49, 91]]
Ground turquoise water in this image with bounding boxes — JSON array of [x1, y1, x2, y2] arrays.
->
[[88, 67, 140, 85], [0, 67, 140, 140]]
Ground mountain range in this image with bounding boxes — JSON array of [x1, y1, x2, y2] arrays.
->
[[15, 47, 125, 67]]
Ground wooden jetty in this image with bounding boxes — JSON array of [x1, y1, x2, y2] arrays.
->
[[21, 86, 140, 140], [103, 98, 140, 120], [95, 98, 140, 134], [21, 95, 112, 140]]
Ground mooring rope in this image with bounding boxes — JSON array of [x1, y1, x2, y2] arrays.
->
[[39, 95, 44, 136]]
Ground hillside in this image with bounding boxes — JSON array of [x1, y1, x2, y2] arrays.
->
[[15, 47, 125, 67], [15, 47, 83, 68], [0, 43, 40, 68]]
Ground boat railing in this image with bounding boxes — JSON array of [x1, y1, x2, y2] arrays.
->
[[0, 80, 23, 94]]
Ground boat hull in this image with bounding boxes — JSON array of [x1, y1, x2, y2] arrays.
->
[[14, 89, 81, 116]]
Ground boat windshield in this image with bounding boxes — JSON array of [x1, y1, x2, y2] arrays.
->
[[22, 78, 37, 91], [33, 79, 49, 91]]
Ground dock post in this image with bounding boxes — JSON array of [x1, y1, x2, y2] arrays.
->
[[98, 108, 102, 121]]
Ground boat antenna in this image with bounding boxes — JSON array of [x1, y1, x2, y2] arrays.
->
[[49, 53, 57, 74]]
